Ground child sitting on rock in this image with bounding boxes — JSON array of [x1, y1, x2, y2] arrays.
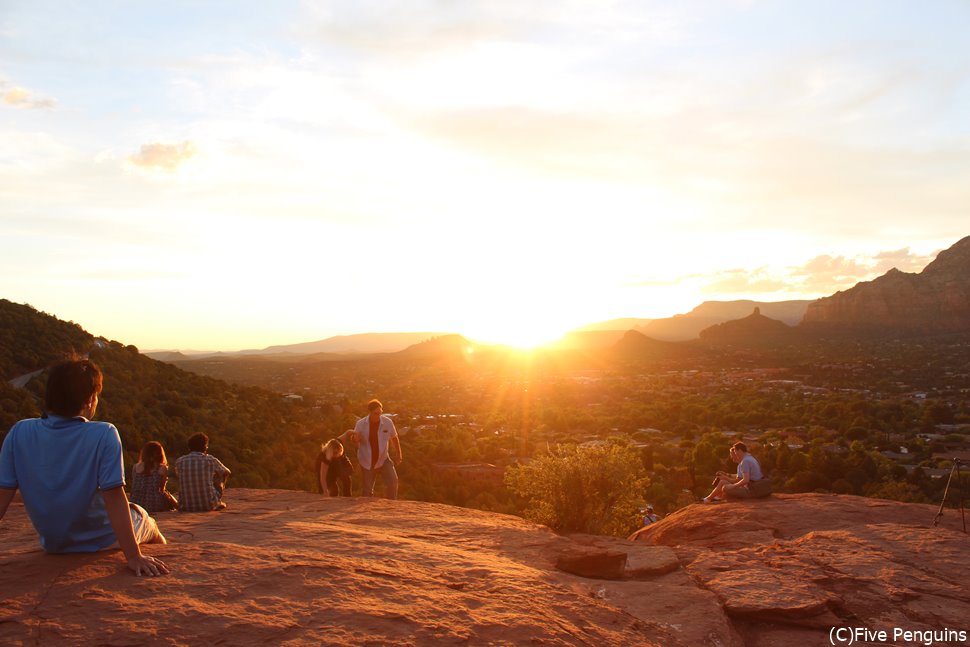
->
[[130, 441, 179, 513]]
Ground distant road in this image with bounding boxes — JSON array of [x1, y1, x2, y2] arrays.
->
[[9, 369, 43, 389]]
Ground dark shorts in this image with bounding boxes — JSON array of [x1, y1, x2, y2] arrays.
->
[[725, 478, 773, 499]]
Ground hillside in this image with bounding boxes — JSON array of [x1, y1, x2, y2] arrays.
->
[[611, 330, 707, 362], [802, 235, 970, 334], [261, 332, 458, 355], [2, 490, 967, 646], [0, 300, 329, 491], [0, 299, 94, 379], [145, 332, 457, 360]]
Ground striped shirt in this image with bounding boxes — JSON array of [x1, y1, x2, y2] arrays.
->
[[174, 452, 230, 512]]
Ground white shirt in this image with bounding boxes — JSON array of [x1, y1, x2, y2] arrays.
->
[[353, 414, 398, 470]]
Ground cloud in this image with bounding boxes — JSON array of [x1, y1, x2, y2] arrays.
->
[[871, 247, 937, 274], [700, 268, 790, 295], [297, 2, 724, 60], [309, 11, 513, 57], [75, 269, 184, 281], [626, 277, 685, 288], [788, 248, 937, 292], [405, 101, 970, 220], [695, 246, 942, 298], [127, 141, 197, 171], [1, 83, 56, 109], [787, 255, 873, 292]]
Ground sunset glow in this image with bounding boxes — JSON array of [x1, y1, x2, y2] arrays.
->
[[1, 2, 967, 351]]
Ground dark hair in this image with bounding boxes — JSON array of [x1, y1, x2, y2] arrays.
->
[[187, 432, 209, 453], [139, 441, 168, 474], [45, 358, 103, 416], [732, 442, 748, 454], [367, 399, 383, 412]]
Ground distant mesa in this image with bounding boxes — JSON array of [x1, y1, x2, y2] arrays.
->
[[395, 334, 474, 359], [802, 235, 970, 334], [258, 332, 455, 355], [145, 332, 456, 361], [641, 299, 811, 342], [141, 350, 191, 362], [578, 300, 811, 343], [699, 307, 799, 346]]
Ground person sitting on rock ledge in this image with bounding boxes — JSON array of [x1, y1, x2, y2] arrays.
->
[[175, 432, 231, 512], [641, 505, 659, 526], [703, 442, 772, 503], [0, 359, 168, 576]]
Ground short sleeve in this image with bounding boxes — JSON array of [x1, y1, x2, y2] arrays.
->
[[385, 417, 398, 438], [0, 425, 19, 489], [739, 458, 751, 479], [211, 456, 230, 474], [97, 424, 126, 490]]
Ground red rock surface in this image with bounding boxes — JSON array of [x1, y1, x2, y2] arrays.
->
[[635, 493, 970, 645], [2, 490, 967, 646]]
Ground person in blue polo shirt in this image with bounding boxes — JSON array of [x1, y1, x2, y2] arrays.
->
[[0, 358, 168, 576], [703, 441, 772, 503]]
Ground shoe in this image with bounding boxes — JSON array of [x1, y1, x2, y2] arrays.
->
[[702, 497, 722, 504], [214, 501, 228, 511]]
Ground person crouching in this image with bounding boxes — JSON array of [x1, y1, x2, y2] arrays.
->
[[317, 439, 354, 497]]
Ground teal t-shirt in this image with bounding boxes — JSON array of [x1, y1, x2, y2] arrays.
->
[[0, 415, 125, 552]]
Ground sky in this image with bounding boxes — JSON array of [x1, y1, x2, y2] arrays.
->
[[1, 1, 968, 350]]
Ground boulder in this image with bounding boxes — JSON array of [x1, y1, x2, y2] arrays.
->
[[555, 546, 628, 580]]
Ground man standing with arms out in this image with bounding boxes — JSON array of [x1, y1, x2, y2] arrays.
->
[[175, 432, 232, 511], [0, 359, 168, 576], [340, 399, 403, 499]]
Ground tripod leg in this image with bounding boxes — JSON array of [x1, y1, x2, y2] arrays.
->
[[958, 462, 966, 535], [934, 463, 957, 528]]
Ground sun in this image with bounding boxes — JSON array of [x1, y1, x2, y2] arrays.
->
[[466, 322, 566, 351]]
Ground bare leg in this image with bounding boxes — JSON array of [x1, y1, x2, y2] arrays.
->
[[704, 477, 734, 501]]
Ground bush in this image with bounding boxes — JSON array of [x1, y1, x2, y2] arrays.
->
[[504, 444, 649, 536]]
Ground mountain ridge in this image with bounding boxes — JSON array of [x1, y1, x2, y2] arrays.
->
[[803, 235, 970, 334]]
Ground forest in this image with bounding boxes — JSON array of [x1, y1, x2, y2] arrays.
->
[[2, 299, 968, 536]]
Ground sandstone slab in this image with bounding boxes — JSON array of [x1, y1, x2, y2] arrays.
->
[[555, 547, 627, 580]]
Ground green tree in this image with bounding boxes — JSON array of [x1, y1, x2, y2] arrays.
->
[[505, 444, 649, 536]]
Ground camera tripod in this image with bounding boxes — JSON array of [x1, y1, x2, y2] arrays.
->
[[933, 458, 967, 534]]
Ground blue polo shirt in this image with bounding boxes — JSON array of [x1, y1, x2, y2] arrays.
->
[[0, 415, 125, 552], [737, 454, 764, 482]]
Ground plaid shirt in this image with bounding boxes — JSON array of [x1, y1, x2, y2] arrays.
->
[[174, 452, 230, 512]]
